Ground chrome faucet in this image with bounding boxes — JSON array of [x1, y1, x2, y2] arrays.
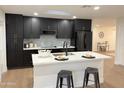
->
[[63, 41, 68, 56]]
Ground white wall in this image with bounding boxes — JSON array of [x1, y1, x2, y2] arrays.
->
[[0, 9, 7, 77], [115, 18, 124, 65], [92, 27, 116, 51]]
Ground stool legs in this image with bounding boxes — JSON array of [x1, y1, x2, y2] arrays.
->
[[60, 77, 63, 88], [97, 72, 100, 88], [94, 73, 98, 88], [67, 76, 71, 88], [56, 76, 59, 88], [83, 71, 87, 88], [94, 72, 100, 88], [83, 71, 100, 88], [83, 71, 89, 88], [56, 75, 74, 88], [71, 75, 74, 88], [86, 73, 89, 87]]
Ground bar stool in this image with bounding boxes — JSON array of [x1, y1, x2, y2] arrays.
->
[[83, 67, 100, 88], [56, 70, 74, 88]]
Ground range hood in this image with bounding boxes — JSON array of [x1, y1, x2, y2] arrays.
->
[[41, 30, 56, 35]]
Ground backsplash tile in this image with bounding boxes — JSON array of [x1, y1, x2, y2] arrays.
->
[[24, 35, 71, 48]]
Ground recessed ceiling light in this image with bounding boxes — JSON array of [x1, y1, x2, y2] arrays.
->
[[34, 12, 38, 16], [73, 16, 77, 19], [94, 6, 100, 10]]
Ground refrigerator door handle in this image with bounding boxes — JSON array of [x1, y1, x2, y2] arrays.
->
[[84, 33, 86, 49]]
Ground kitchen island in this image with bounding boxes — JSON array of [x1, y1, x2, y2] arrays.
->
[[32, 51, 110, 88]]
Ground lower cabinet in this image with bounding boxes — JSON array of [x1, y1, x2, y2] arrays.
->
[[23, 50, 38, 67], [23, 49, 75, 67], [6, 38, 24, 69], [51, 48, 75, 53], [51, 49, 63, 53]]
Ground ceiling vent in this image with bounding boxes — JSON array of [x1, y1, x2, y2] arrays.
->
[[81, 5, 92, 8]]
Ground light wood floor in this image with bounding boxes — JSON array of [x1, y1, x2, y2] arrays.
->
[[1, 52, 124, 88]]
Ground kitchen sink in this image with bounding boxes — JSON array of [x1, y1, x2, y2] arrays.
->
[[52, 52, 74, 56]]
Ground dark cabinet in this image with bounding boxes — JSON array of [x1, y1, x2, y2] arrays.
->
[[24, 16, 40, 38], [32, 17, 41, 38], [57, 20, 72, 38], [51, 48, 75, 53], [74, 19, 92, 31], [23, 17, 32, 38], [6, 14, 24, 69], [6, 14, 23, 38], [41, 18, 58, 35], [24, 17, 73, 39], [41, 18, 58, 31], [23, 50, 38, 67]]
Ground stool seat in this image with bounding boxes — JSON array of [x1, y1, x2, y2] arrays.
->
[[86, 67, 98, 74], [56, 70, 74, 88], [58, 70, 72, 77]]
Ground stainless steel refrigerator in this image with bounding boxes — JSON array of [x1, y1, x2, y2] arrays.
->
[[76, 31, 92, 51]]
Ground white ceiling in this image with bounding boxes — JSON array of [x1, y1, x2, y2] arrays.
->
[[0, 5, 118, 29], [0, 5, 124, 19]]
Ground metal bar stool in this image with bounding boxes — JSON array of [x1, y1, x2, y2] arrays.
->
[[83, 67, 100, 88], [56, 70, 74, 88]]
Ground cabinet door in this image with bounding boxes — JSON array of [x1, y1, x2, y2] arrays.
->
[[6, 14, 17, 35], [6, 38, 17, 68], [40, 18, 43, 34], [42, 18, 58, 31], [57, 20, 72, 38], [42, 18, 49, 31], [7, 37, 23, 68], [23, 51, 33, 67], [6, 14, 24, 69], [6, 14, 23, 38], [23, 50, 38, 67], [74, 19, 91, 31], [82, 20, 91, 31], [31, 17, 40, 38], [24, 17, 32, 38], [24, 16, 40, 38], [47, 19, 58, 31], [16, 15, 24, 38]]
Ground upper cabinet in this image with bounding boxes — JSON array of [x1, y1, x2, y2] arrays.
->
[[74, 19, 92, 31], [31, 17, 41, 38], [41, 18, 58, 31], [6, 14, 23, 38], [23, 16, 92, 39], [24, 16, 41, 39], [57, 20, 73, 38]]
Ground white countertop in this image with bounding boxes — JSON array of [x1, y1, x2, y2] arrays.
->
[[32, 51, 111, 66], [23, 46, 75, 50]]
